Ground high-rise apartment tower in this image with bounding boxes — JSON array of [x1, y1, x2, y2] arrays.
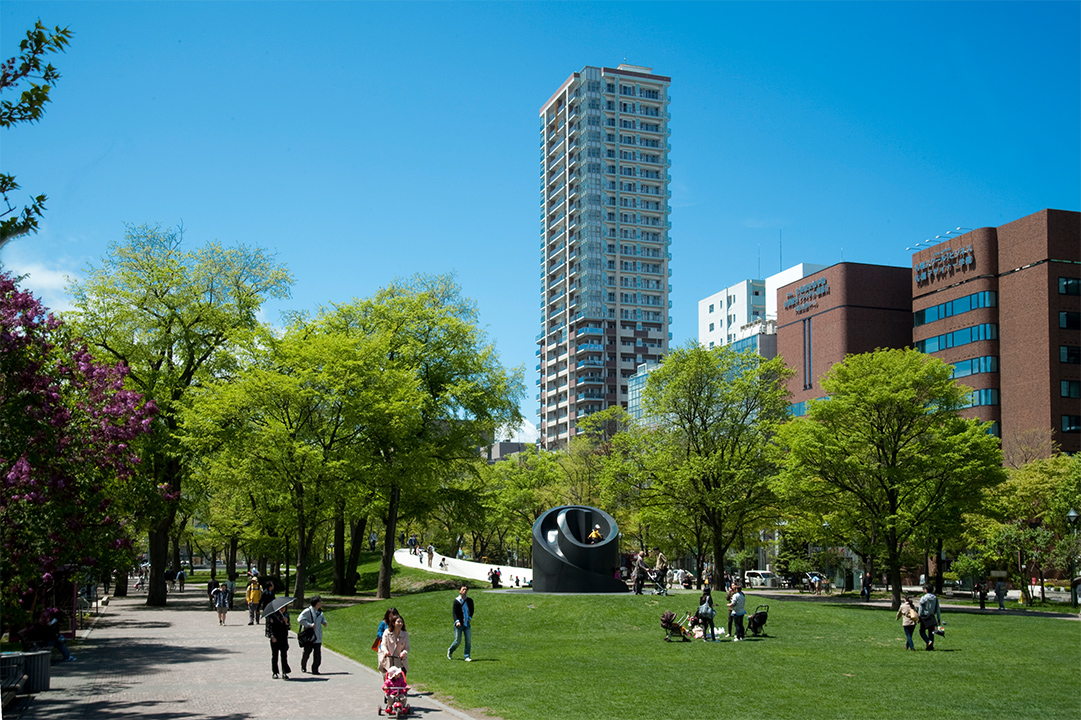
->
[[537, 64, 672, 448]]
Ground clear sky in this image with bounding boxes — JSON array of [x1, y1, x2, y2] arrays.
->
[[3, 1, 1079, 441]]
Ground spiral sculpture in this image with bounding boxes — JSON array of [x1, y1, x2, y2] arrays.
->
[[531, 505, 627, 593]]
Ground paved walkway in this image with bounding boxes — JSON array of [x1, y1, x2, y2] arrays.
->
[[7, 591, 477, 720]]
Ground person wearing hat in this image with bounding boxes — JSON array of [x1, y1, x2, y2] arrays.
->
[[587, 524, 603, 543], [246, 575, 262, 625]]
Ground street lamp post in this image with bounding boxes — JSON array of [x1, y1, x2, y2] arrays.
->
[[1067, 509, 1079, 609]]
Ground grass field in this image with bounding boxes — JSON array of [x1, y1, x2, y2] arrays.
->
[[324, 583, 1081, 720]]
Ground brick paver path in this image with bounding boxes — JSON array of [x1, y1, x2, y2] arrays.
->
[[8, 591, 476, 720]]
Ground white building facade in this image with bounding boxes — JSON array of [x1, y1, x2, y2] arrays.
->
[[698, 263, 826, 353], [537, 64, 672, 448]]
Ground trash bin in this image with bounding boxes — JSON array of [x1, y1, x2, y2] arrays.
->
[[22, 650, 50, 693], [1, 651, 26, 685]]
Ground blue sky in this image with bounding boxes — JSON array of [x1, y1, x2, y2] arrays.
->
[[2, 1, 1079, 440]]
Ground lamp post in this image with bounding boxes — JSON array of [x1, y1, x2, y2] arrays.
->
[[1067, 508, 1079, 609]]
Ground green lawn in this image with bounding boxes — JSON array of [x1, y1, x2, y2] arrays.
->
[[324, 584, 1080, 720]]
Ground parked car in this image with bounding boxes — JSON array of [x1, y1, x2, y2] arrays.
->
[[744, 570, 777, 588]]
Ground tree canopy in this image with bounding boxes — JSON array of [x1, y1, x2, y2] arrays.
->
[[0, 20, 73, 249], [67, 224, 292, 604], [773, 348, 1006, 608], [1, 270, 152, 628]]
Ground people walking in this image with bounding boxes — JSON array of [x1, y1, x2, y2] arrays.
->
[[653, 547, 668, 592], [995, 579, 1007, 610], [447, 585, 474, 661], [378, 613, 410, 677], [246, 576, 263, 625], [918, 585, 942, 651], [896, 595, 919, 650], [862, 571, 872, 601], [727, 582, 747, 641], [631, 552, 647, 595], [265, 601, 292, 679], [176, 568, 186, 592], [427, 544, 435, 568], [298, 596, 328, 675], [211, 582, 229, 625]]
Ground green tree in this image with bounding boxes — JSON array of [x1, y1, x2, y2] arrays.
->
[[0, 20, 72, 249], [963, 453, 1081, 603], [621, 343, 793, 580], [182, 318, 407, 603], [313, 274, 524, 599], [67, 224, 292, 605], [773, 348, 1006, 609]]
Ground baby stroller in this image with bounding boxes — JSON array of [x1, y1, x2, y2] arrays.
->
[[647, 569, 668, 596], [379, 666, 411, 717], [660, 610, 693, 642], [747, 604, 769, 637]]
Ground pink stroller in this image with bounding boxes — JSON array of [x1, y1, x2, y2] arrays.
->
[[379, 666, 411, 717]]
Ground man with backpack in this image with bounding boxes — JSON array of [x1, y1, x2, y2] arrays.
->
[[918, 585, 942, 650]]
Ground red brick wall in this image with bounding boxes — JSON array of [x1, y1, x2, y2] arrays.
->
[[777, 263, 911, 406]]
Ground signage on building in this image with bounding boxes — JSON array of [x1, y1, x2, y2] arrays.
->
[[914, 245, 974, 285], [784, 277, 830, 314]]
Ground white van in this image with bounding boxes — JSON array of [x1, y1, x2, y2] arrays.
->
[[744, 570, 777, 588]]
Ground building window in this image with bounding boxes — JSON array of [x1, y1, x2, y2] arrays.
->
[[1062, 380, 1081, 398], [915, 324, 999, 353], [1062, 345, 1081, 364], [963, 388, 1000, 407], [709, 322, 715, 332], [951, 356, 999, 379], [1063, 415, 1081, 433], [1059, 277, 1080, 295], [913, 291, 997, 327], [802, 317, 813, 390], [708, 303, 714, 313], [1061, 312, 1081, 329]]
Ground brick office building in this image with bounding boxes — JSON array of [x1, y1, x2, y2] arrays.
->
[[911, 208, 1080, 457], [775, 208, 1080, 459], [775, 262, 913, 416]]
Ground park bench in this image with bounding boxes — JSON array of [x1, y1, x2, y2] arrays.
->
[[1, 653, 28, 711]]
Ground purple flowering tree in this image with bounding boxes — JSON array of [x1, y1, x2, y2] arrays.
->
[[0, 270, 154, 629]]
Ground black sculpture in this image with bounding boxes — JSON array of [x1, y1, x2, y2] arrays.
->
[[531, 505, 627, 593]]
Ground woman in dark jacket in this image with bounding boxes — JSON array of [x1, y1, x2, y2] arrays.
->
[[265, 606, 291, 679], [697, 588, 717, 641]]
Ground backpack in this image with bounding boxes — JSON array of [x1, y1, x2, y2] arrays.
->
[[697, 602, 716, 620], [919, 594, 938, 620]]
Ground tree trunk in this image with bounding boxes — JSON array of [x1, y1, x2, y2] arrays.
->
[[171, 533, 182, 573], [291, 517, 311, 606], [887, 530, 903, 610], [332, 503, 346, 594], [228, 536, 239, 579], [210, 547, 218, 580], [186, 540, 195, 571], [343, 515, 367, 595], [934, 538, 945, 595], [258, 556, 267, 577], [114, 569, 129, 597], [146, 522, 171, 606], [377, 484, 401, 599]]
